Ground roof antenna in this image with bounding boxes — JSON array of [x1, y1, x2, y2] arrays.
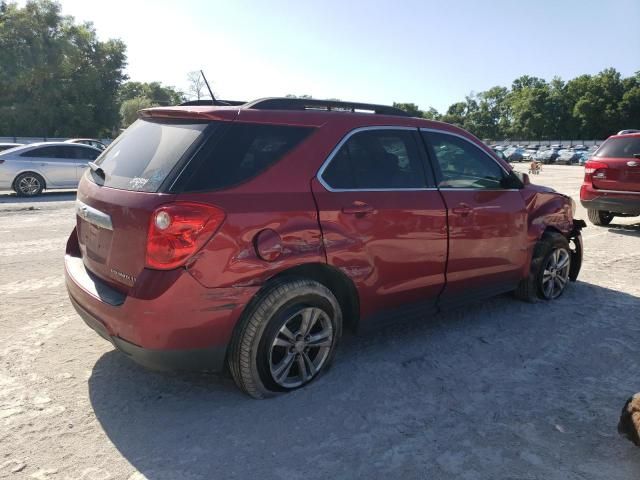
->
[[200, 70, 216, 102]]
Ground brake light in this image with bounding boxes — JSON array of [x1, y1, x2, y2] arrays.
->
[[145, 202, 225, 270], [584, 160, 609, 182]]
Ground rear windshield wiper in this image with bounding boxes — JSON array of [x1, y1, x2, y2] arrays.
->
[[88, 161, 105, 180]]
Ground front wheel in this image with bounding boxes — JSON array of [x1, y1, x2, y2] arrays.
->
[[228, 279, 342, 399], [515, 232, 572, 302], [587, 208, 614, 226]]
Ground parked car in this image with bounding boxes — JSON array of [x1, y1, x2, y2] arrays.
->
[[0, 142, 23, 152], [523, 148, 537, 161], [492, 148, 508, 161], [555, 149, 580, 165], [504, 146, 525, 162], [535, 148, 560, 164], [572, 144, 587, 151], [0, 142, 101, 196], [64, 97, 585, 398], [581, 131, 640, 225], [577, 151, 591, 165], [64, 138, 107, 151]]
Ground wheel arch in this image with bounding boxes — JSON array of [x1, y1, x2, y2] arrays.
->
[[265, 263, 360, 333]]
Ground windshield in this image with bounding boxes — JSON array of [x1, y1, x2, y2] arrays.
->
[[91, 119, 209, 192], [595, 137, 640, 158]]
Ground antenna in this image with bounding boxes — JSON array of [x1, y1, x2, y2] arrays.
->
[[200, 70, 216, 101]]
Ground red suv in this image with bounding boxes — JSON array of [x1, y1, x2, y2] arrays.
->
[[64, 98, 585, 398], [581, 131, 640, 225]]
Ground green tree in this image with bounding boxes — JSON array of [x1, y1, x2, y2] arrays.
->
[[120, 97, 153, 128], [118, 81, 184, 106], [0, 0, 127, 137], [392, 102, 422, 117]]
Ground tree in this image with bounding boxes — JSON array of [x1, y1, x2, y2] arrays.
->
[[392, 102, 422, 117], [118, 81, 184, 106], [187, 71, 207, 100], [120, 97, 154, 128], [0, 0, 127, 137]]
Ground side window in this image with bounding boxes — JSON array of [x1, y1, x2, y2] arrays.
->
[[423, 132, 506, 189], [183, 123, 313, 192], [22, 146, 59, 158], [321, 129, 427, 190], [70, 146, 99, 160]]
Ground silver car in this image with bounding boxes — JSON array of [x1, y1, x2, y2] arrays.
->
[[0, 142, 101, 196]]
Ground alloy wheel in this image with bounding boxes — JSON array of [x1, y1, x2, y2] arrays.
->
[[269, 307, 333, 388], [18, 176, 41, 196], [541, 247, 571, 299]]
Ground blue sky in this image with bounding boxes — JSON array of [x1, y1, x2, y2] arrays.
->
[[57, 0, 639, 112]]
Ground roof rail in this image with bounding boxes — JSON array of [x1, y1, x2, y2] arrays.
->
[[617, 129, 640, 135], [179, 99, 246, 106], [243, 97, 410, 117]]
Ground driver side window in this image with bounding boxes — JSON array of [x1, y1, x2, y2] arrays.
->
[[423, 132, 506, 189]]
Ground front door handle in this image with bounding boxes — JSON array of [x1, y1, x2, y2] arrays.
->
[[342, 201, 374, 216], [452, 203, 472, 216]]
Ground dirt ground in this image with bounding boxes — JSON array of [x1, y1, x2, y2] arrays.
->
[[1, 165, 639, 479]]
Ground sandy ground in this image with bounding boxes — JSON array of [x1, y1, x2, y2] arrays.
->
[[1, 166, 639, 480]]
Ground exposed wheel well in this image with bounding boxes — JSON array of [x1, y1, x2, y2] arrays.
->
[[268, 263, 360, 333], [12, 171, 46, 190]]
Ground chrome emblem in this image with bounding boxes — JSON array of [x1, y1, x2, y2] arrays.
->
[[627, 161, 639, 167]]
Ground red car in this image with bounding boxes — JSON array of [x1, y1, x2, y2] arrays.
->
[[64, 98, 585, 398], [581, 131, 640, 225]]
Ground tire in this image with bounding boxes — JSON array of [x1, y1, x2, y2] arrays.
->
[[14, 172, 45, 197], [515, 232, 572, 302], [587, 208, 614, 226], [228, 279, 342, 399]]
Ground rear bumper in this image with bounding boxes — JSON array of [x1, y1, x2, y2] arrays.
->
[[65, 252, 259, 373], [580, 194, 640, 215], [69, 294, 227, 371]]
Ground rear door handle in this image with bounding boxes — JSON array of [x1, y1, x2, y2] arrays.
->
[[342, 202, 375, 216], [452, 203, 473, 216]]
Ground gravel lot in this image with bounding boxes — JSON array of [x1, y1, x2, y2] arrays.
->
[[1, 165, 639, 480]]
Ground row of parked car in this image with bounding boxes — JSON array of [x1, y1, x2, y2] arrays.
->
[[0, 138, 107, 196], [491, 144, 600, 165]]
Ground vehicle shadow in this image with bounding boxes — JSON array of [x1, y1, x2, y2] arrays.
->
[[88, 281, 640, 479], [0, 190, 76, 204], [608, 222, 640, 237]]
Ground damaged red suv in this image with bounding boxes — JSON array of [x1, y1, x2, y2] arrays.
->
[[65, 98, 585, 398]]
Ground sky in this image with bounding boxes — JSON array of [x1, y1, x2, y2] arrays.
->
[[54, 0, 640, 112]]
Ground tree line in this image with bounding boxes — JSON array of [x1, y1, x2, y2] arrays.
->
[[1, 1, 638, 140], [394, 69, 640, 141]]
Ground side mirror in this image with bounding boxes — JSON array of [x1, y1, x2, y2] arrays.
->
[[521, 173, 531, 185]]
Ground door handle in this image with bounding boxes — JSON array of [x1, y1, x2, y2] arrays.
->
[[342, 202, 375, 216], [452, 203, 473, 216]]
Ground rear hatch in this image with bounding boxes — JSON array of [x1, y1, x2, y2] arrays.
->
[[591, 135, 640, 192], [75, 117, 215, 292]]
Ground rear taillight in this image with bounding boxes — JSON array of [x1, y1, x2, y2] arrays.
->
[[584, 160, 609, 182], [145, 202, 225, 270]]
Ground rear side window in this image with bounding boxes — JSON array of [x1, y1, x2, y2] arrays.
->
[[92, 119, 209, 192], [321, 129, 427, 190], [595, 137, 640, 158], [181, 123, 313, 192], [22, 146, 63, 158]]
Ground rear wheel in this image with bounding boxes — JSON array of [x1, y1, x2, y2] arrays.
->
[[587, 208, 614, 226], [228, 279, 342, 399], [515, 232, 572, 302], [14, 172, 44, 197]]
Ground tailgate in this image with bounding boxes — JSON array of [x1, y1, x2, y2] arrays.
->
[[76, 180, 176, 292], [592, 157, 640, 193]]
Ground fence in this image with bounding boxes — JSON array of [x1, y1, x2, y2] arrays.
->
[[0, 136, 112, 145], [486, 139, 603, 147]]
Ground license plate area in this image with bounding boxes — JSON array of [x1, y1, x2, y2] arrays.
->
[[76, 200, 114, 264]]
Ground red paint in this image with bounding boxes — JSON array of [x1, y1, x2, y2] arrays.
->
[[65, 103, 579, 367]]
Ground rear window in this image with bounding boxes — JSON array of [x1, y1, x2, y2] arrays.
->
[[595, 137, 640, 159], [91, 119, 209, 192], [180, 123, 313, 192]]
